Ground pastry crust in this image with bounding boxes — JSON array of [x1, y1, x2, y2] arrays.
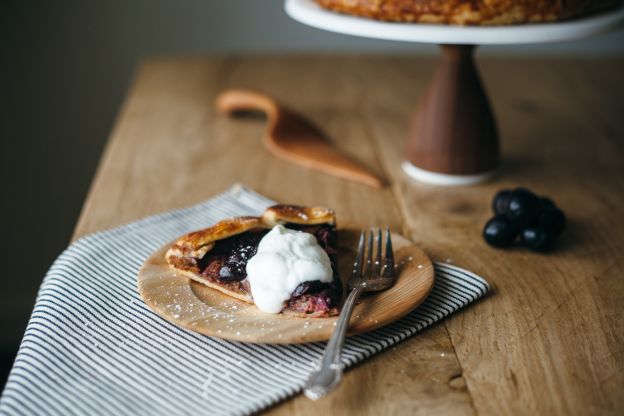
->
[[167, 216, 263, 264], [166, 204, 335, 262], [165, 204, 339, 317], [314, 0, 621, 25], [174, 267, 254, 303]]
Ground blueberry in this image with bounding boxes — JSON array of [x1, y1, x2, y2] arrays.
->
[[538, 197, 557, 211], [219, 253, 248, 282], [539, 208, 566, 236], [483, 215, 518, 248], [507, 189, 540, 226], [492, 189, 513, 214], [520, 226, 555, 252], [218, 264, 235, 281], [486, 188, 566, 252], [292, 280, 329, 297]]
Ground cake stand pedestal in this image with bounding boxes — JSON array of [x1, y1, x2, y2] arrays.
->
[[285, 0, 624, 185]]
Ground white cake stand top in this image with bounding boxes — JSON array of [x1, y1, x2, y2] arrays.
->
[[285, 0, 624, 45]]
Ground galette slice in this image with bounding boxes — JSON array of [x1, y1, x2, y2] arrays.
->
[[165, 205, 342, 317]]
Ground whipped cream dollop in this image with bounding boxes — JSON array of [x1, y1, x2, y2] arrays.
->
[[245, 225, 333, 314]]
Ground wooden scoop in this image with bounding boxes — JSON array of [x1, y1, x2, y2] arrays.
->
[[215, 89, 384, 188]]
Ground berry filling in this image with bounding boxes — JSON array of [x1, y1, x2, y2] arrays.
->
[[197, 223, 342, 314]]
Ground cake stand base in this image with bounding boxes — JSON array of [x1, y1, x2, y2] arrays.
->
[[405, 44, 499, 185], [402, 161, 495, 186]]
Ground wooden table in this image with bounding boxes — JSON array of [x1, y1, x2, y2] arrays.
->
[[72, 55, 624, 415]]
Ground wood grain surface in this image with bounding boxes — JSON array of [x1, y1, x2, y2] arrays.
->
[[72, 55, 624, 415]]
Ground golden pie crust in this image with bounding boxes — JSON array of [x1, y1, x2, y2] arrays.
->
[[314, 0, 621, 25]]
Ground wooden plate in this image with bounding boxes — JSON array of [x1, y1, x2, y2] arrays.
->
[[137, 229, 434, 344]]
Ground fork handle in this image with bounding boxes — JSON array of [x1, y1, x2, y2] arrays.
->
[[303, 286, 364, 400]]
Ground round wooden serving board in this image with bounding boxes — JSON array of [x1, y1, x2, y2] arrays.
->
[[137, 229, 434, 344]]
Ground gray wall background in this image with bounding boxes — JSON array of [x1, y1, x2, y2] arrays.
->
[[1, 0, 623, 385]]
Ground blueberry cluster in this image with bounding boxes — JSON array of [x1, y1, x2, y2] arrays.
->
[[483, 188, 566, 252]]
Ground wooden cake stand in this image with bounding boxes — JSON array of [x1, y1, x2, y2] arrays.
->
[[285, 0, 624, 185]]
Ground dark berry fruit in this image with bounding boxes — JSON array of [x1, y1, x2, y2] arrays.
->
[[483, 215, 518, 248], [507, 189, 540, 226], [218, 264, 236, 281], [538, 208, 566, 236], [492, 189, 513, 214], [538, 197, 557, 211], [486, 188, 566, 252], [520, 226, 555, 252], [291, 280, 330, 297], [216, 231, 266, 282]]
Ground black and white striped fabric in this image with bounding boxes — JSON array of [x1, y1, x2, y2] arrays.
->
[[0, 185, 489, 416]]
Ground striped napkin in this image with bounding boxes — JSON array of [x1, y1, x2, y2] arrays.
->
[[0, 185, 489, 416]]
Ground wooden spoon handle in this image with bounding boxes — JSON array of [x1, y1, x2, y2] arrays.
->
[[216, 89, 384, 188], [216, 89, 279, 119]]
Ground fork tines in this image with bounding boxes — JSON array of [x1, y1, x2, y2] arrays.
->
[[351, 228, 395, 285]]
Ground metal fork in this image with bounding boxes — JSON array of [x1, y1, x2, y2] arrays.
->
[[304, 228, 395, 400]]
